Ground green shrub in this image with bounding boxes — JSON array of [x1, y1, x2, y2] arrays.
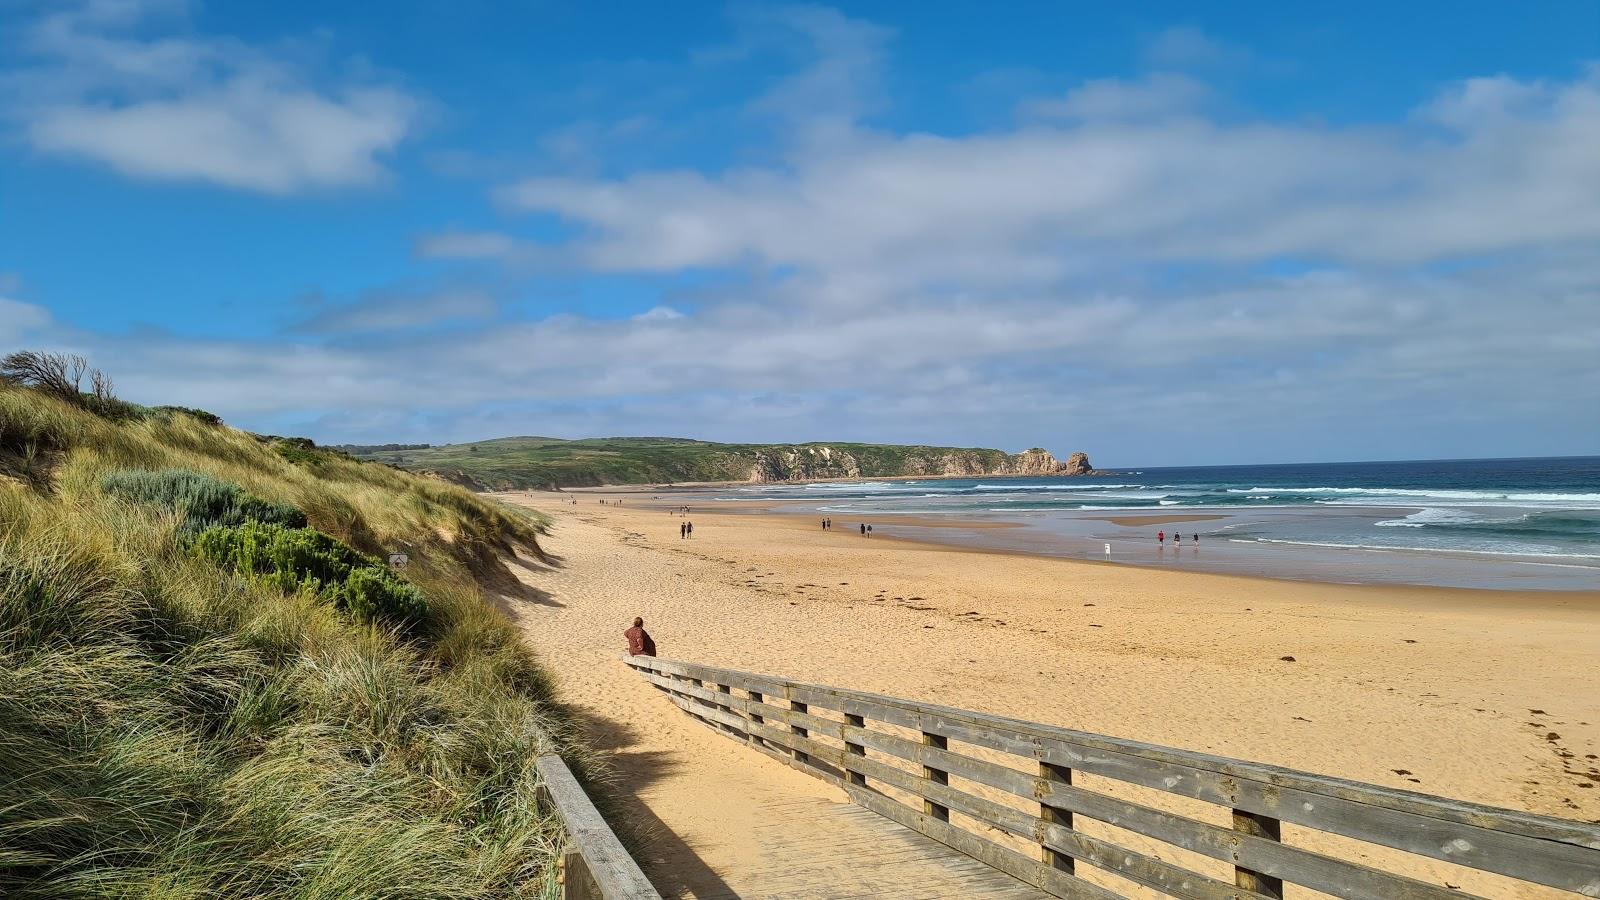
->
[[192, 522, 429, 629], [341, 565, 429, 626], [102, 469, 306, 534]]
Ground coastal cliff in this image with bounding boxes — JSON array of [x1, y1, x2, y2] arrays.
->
[[345, 436, 1097, 490], [746, 445, 1093, 483]]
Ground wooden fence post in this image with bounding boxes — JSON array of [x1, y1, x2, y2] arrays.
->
[[1232, 809, 1284, 898], [717, 683, 741, 737], [790, 700, 809, 765], [1040, 761, 1074, 874], [922, 731, 950, 822], [748, 690, 765, 749], [845, 713, 867, 786]]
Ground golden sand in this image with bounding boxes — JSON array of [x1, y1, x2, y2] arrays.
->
[[493, 489, 1600, 895]]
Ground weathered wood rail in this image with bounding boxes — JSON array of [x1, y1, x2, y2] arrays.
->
[[534, 753, 662, 900], [624, 654, 1600, 899]]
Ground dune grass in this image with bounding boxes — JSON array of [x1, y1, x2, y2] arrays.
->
[[0, 382, 583, 898]]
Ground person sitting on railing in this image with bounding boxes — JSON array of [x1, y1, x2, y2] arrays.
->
[[625, 617, 656, 657]]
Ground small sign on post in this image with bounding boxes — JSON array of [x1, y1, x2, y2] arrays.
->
[[387, 552, 409, 570]]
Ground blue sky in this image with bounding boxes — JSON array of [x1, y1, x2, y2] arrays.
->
[[2, 1, 1597, 466]]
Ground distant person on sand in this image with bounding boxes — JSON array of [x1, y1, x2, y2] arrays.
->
[[1174, 532, 1181, 544], [679, 522, 686, 539], [1158, 530, 1165, 545], [624, 617, 656, 657], [1193, 533, 1199, 544], [867, 524, 873, 537], [860, 523, 866, 536], [686, 521, 694, 538]]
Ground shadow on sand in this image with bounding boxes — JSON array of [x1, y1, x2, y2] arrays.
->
[[561, 704, 743, 899]]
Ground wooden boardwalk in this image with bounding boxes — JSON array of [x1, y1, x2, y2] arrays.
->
[[625, 654, 1600, 900], [693, 794, 1050, 899]]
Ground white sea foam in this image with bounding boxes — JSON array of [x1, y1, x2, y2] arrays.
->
[[1234, 486, 1600, 505], [1374, 507, 1483, 527], [1234, 537, 1600, 561]]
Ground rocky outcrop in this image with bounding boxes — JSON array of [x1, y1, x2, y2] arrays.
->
[[743, 445, 1095, 483], [749, 446, 863, 482]]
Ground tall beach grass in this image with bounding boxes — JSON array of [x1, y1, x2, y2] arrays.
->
[[0, 381, 583, 898]]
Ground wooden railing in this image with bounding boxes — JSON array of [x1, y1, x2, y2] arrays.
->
[[624, 654, 1600, 899], [534, 753, 661, 900]]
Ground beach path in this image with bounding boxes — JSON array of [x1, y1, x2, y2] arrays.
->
[[499, 510, 1050, 899]]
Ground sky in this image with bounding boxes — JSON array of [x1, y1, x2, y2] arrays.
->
[[1, 1, 1597, 466]]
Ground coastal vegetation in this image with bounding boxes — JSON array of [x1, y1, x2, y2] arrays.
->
[[345, 435, 1090, 490], [0, 354, 586, 898]]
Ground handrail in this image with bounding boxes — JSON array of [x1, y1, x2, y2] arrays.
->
[[625, 653, 1600, 899], [534, 753, 661, 900]]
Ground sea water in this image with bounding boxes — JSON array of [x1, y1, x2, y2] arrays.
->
[[713, 456, 1600, 590]]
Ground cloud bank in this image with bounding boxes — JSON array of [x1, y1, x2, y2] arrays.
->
[[3, 8, 1596, 463]]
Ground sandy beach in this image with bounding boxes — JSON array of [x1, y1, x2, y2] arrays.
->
[[495, 488, 1600, 896]]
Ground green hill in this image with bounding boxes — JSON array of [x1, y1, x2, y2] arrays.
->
[[0, 355, 587, 897], [342, 436, 1092, 491]]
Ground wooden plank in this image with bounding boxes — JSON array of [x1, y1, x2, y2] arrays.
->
[[761, 703, 1472, 900], [628, 655, 1599, 846], [625, 656, 1600, 895], [535, 754, 661, 900], [743, 718, 1265, 900], [798, 686, 1600, 895], [843, 782, 1121, 900]]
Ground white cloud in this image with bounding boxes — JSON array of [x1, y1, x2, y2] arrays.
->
[[5, 1, 419, 193], [499, 69, 1600, 272]]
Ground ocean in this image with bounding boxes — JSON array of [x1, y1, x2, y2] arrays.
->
[[712, 456, 1600, 590]]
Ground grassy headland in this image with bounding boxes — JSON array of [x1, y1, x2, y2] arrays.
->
[[0, 367, 583, 898], [341, 436, 1078, 490]]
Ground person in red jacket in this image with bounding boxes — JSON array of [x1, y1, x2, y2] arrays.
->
[[625, 617, 656, 657]]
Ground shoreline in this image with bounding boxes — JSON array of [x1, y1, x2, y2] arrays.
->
[[520, 487, 1600, 595]]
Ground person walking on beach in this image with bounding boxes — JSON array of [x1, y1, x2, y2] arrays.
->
[[679, 522, 686, 540], [624, 617, 656, 657], [686, 521, 694, 538], [860, 523, 866, 536], [866, 524, 873, 537], [1192, 533, 1199, 544], [1157, 530, 1165, 545], [1174, 532, 1181, 544]]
